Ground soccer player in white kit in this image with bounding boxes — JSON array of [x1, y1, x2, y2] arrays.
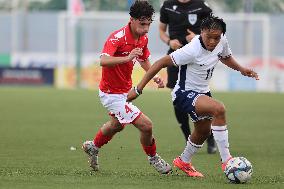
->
[[127, 14, 259, 177]]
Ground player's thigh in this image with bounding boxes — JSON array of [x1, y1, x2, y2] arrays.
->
[[195, 95, 224, 116], [132, 113, 152, 133]]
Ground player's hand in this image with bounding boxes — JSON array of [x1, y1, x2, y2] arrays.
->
[[240, 68, 259, 80], [169, 39, 182, 50], [153, 75, 165, 88], [127, 48, 143, 61], [127, 88, 139, 102], [186, 29, 196, 43]]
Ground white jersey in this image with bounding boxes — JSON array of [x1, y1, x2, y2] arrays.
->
[[170, 35, 232, 96]]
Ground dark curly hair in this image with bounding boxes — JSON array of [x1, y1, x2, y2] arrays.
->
[[201, 14, 226, 34], [129, 0, 155, 21]]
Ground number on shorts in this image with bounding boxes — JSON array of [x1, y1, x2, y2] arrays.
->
[[125, 104, 133, 113]]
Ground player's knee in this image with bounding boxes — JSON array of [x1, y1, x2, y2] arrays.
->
[[213, 103, 226, 117]]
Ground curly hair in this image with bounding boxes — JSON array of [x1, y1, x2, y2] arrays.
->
[[201, 14, 226, 34], [129, 0, 155, 21]]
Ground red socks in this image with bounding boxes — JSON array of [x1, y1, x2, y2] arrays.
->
[[142, 138, 156, 156], [94, 129, 156, 157], [93, 129, 112, 148]]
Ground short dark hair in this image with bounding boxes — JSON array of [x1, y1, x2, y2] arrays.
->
[[201, 14, 226, 34], [129, 0, 155, 21]]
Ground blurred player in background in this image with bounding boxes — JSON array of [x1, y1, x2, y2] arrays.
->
[[82, 0, 171, 174], [159, 0, 217, 153], [127, 15, 259, 177]]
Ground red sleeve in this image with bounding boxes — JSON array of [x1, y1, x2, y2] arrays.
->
[[101, 33, 120, 56]]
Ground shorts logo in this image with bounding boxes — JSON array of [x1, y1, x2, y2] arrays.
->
[[187, 92, 195, 99], [188, 14, 197, 25]]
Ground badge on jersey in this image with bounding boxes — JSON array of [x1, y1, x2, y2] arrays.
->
[[188, 14, 197, 25]]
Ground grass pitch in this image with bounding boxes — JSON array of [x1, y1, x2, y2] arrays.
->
[[0, 87, 283, 189]]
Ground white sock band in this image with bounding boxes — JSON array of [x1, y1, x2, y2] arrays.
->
[[211, 125, 231, 163], [180, 137, 203, 163]]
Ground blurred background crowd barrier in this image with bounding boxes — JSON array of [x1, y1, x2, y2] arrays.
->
[[0, 0, 283, 92]]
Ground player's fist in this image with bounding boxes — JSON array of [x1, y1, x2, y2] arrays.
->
[[127, 88, 138, 102], [153, 75, 165, 88], [186, 29, 196, 43], [128, 48, 143, 61], [169, 39, 182, 50]]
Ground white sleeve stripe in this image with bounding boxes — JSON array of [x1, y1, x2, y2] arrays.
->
[[170, 54, 178, 67]]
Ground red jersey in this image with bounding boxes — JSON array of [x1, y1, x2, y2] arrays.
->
[[99, 23, 150, 94]]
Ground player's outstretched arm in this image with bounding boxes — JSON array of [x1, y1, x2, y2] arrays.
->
[[140, 60, 165, 88], [127, 55, 173, 102], [220, 56, 259, 80]]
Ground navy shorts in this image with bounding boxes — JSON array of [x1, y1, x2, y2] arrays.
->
[[173, 90, 213, 122]]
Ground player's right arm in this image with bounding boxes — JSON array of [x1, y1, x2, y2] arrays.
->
[[159, 22, 170, 46], [100, 48, 143, 67], [159, 22, 182, 50]]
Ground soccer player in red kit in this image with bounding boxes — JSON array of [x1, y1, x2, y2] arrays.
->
[[82, 0, 172, 174]]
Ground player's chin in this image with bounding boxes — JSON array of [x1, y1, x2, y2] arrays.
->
[[139, 32, 148, 36], [207, 46, 216, 51]]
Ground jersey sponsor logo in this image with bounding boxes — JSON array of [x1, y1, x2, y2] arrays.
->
[[188, 14, 197, 25]]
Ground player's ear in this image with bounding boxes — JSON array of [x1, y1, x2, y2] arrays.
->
[[200, 30, 205, 37]]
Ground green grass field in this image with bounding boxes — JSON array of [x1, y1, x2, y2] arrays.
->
[[0, 87, 283, 189]]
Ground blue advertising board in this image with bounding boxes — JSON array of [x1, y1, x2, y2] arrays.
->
[[0, 68, 54, 86]]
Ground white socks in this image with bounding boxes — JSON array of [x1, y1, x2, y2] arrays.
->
[[211, 125, 231, 163], [180, 137, 203, 163]]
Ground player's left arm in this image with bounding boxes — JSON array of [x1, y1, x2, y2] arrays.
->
[[127, 55, 173, 102], [220, 56, 259, 80], [139, 59, 164, 88]]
